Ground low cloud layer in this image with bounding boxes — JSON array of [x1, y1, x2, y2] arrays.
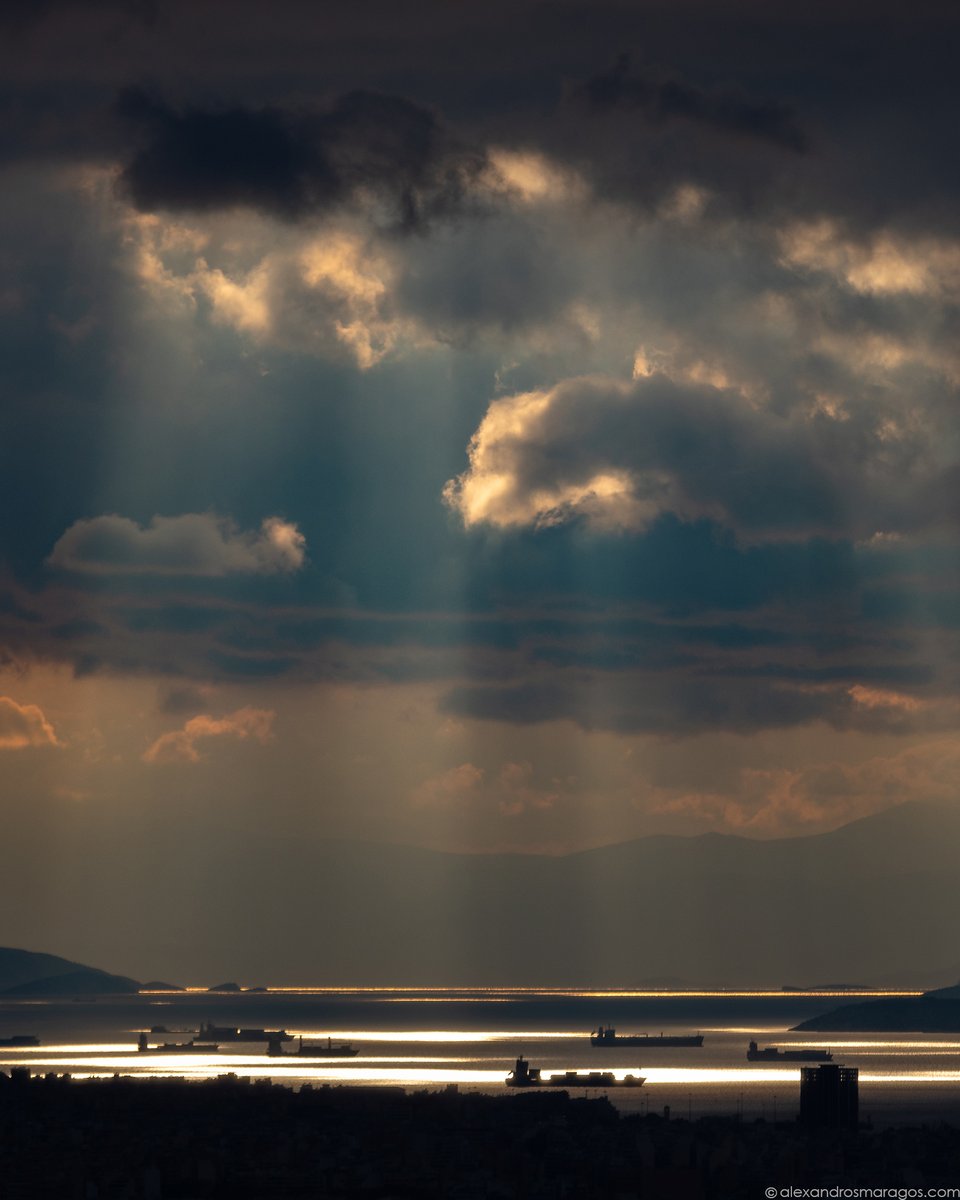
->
[[48, 514, 306, 576], [439, 672, 959, 739]]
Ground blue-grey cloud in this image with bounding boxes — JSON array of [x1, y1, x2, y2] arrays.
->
[[48, 513, 306, 576]]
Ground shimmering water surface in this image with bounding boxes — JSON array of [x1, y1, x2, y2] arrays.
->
[[2, 988, 958, 1125]]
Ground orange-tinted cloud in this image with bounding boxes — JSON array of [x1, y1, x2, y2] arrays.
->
[[142, 706, 274, 764], [411, 759, 560, 818], [411, 762, 484, 809], [650, 736, 960, 835], [497, 761, 558, 816], [0, 696, 60, 750], [848, 684, 927, 713]]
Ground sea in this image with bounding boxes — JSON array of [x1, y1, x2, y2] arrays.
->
[[3, 987, 959, 1127]]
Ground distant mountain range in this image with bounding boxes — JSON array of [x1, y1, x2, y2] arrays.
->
[[5, 801, 960, 988], [222, 799, 959, 987]]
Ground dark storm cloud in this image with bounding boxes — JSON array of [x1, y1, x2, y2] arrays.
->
[[450, 520, 860, 616], [117, 87, 488, 231], [578, 54, 807, 153], [0, 0, 153, 24], [438, 671, 948, 737], [1, 0, 959, 761], [0, 0, 957, 238]]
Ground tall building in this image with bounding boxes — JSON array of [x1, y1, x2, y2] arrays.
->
[[800, 1064, 859, 1129]]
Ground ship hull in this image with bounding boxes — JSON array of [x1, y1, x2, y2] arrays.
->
[[198, 1025, 292, 1043], [591, 1035, 703, 1047], [545, 1072, 645, 1087], [747, 1051, 832, 1062], [506, 1056, 644, 1088], [151, 1043, 219, 1054]]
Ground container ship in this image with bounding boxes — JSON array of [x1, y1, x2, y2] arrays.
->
[[591, 1025, 703, 1047], [137, 1033, 218, 1054], [506, 1056, 644, 1088]]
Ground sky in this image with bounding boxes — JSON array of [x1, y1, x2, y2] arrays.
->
[[2, 1, 960, 973]]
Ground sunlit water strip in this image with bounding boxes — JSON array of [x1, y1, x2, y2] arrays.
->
[[3, 1044, 135, 1054], [156, 988, 921, 998], [13, 1050, 960, 1088], [29, 1067, 960, 1087], [291, 1029, 583, 1041], [811, 1040, 960, 1050]]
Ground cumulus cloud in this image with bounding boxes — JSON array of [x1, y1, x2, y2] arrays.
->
[[142, 705, 274, 764], [0, 696, 60, 750], [48, 513, 306, 576], [126, 210, 418, 367], [444, 369, 955, 541], [778, 220, 960, 298]]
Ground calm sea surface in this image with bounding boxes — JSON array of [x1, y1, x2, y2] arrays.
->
[[2, 988, 958, 1126]]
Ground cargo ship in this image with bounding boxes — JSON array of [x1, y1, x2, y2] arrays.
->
[[197, 1023, 293, 1043], [0, 1035, 40, 1047], [137, 1033, 218, 1053], [591, 1025, 703, 1047], [267, 1035, 358, 1058], [747, 1040, 832, 1062], [506, 1056, 644, 1088]]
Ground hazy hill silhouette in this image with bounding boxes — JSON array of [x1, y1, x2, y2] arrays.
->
[[7, 802, 960, 987], [793, 996, 960, 1032], [0, 948, 142, 995], [256, 800, 960, 987], [794, 970, 960, 1032]]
